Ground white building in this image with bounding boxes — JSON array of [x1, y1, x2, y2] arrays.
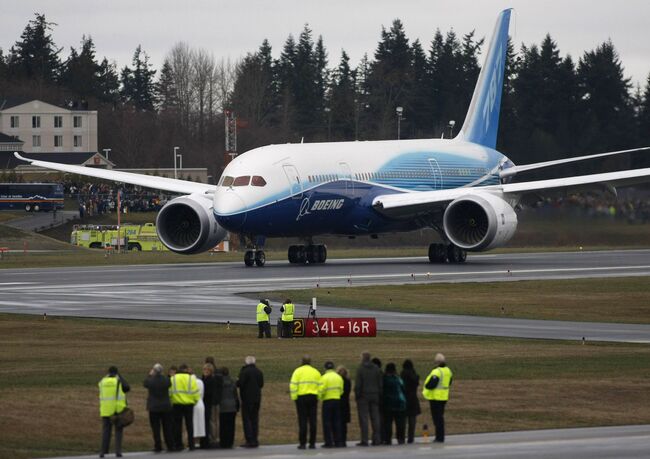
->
[[0, 99, 98, 154]]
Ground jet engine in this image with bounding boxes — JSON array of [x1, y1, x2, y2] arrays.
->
[[156, 194, 227, 254], [443, 193, 517, 251]]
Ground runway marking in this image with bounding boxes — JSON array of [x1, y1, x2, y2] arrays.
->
[[2, 264, 650, 291]]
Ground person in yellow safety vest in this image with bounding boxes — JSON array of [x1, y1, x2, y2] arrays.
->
[[422, 353, 453, 443], [290, 355, 322, 449], [256, 299, 272, 338], [169, 364, 201, 451], [98, 366, 131, 458], [319, 361, 345, 448], [280, 299, 295, 339]]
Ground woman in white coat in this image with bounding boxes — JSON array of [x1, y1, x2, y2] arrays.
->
[[192, 367, 206, 447]]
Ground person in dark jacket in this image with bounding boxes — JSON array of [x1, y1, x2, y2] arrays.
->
[[354, 352, 383, 446], [204, 357, 223, 447], [143, 363, 174, 452], [219, 367, 240, 448], [336, 366, 351, 446], [400, 359, 421, 444], [237, 355, 264, 448], [382, 363, 407, 445], [99, 366, 130, 458]]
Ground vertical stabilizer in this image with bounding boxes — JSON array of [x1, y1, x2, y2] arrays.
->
[[457, 9, 512, 149]]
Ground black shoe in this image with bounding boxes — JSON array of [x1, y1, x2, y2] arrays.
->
[[321, 443, 334, 448], [309, 444, 316, 449], [116, 455, 122, 458], [297, 444, 306, 450], [356, 442, 369, 447]]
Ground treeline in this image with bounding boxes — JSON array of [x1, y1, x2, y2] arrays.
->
[[1, 13, 649, 177]]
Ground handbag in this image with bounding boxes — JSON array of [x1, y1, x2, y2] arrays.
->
[[109, 380, 135, 428]]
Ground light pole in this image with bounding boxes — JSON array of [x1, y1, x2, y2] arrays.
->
[[173, 146, 180, 179], [177, 154, 183, 177], [102, 148, 111, 162], [448, 120, 456, 138], [396, 106, 404, 140]]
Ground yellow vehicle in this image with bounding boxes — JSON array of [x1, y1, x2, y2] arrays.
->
[[71, 223, 168, 251]]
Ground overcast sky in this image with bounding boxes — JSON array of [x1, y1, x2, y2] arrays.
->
[[2, 0, 649, 86]]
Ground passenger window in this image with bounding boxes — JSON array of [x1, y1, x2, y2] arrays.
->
[[233, 176, 251, 186], [222, 176, 234, 187], [251, 176, 267, 187]]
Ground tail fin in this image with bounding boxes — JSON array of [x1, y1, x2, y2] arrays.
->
[[458, 9, 512, 149]]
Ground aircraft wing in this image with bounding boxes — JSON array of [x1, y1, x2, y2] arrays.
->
[[500, 146, 650, 178], [14, 152, 215, 195], [373, 167, 650, 218]]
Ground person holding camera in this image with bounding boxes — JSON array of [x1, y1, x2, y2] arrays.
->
[[143, 363, 174, 452]]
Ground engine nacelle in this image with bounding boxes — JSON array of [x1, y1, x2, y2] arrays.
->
[[156, 194, 227, 254], [443, 193, 518, 251]]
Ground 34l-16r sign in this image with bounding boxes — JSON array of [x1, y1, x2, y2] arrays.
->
[[293, 318, 377, 337]]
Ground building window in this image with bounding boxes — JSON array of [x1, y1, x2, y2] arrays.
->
[[32, 116, 41, 128], [32, 135, 41, 147], [54, 135, 63, 147], [74, 135, 82, 147], [54, 116, 63, 128], [10, 116, 19, 128], [73, 116, 82, 128]]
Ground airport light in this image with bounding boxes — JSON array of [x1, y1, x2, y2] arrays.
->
[[448, 120, 456, 138], [396, 106, 404, 140], [173, 146, 180, 179]]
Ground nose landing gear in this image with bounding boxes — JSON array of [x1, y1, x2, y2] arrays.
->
[[244, 249, 266, 267]]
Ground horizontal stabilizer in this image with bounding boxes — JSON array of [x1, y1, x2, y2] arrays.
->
[[500, 147, 650, 178]]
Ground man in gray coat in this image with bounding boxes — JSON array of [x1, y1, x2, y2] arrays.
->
[[354, 352, 383, 446]]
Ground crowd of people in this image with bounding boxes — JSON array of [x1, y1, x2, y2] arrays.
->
[[97, 352, 452, 456], [64, 181, 173, 218], [533, 194, 650, 223]]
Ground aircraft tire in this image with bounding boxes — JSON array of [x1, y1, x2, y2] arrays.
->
[[295, 245, 307, 264], [428, 243, 447, 263], [317, 244, 327, 263], [447, 244, 466, 263], [244, 250, 255, 267], [25, 204, 32, 212], [255, 250, 266, 267], [306, 245, 317, 264], [288, 245, 297, 263]]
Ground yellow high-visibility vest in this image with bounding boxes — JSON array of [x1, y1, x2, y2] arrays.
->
[[257, 303, 270, 322], [281, 303, 295, 321], [170, 373, 200, 405], [319, 370, 344, 401], [98, 376, 127, 417], [290, 364, 322, 401], [422, 366, 453, 401]]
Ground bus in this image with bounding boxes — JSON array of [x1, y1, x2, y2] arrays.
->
[[0, 183, 65, 212]]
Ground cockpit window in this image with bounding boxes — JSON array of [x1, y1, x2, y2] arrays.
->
[[233, 175, 251, 186], [222, 176, 234, 187], [251, 176, 267, 187]]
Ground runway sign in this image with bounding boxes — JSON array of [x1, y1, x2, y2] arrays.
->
[[293, 318, 377, 337]]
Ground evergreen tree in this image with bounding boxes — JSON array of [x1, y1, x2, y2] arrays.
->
[[96, 58, 120, 106], [293, 25, 319, 137], [496, 37, 519, 155], [368, 19, 412, 138], [576, 40, 633, 152], [277, 34, 297, 131], [354, 53, 372, 140], [156, 59, 178, 112], [430, 30, 462, 136], [120, 45, 157, 111], [409, 39, 432, 136], [61, 35, 100, 100], [329, 50, 356, 140], [639, 74, 650, 145], [8, 13, 61, 83], [0, 48, 7, 87]]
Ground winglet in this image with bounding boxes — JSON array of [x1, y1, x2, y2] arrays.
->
[[457, 8, 512, 149], [14, 152, 30, 162]]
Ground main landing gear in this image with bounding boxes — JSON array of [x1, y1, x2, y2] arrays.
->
[[288, 244, 327, 264], [244, 249, 266, 267], [428, 243, 467, 264]]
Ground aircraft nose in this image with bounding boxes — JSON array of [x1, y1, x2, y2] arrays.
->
[[214, 191, 247, 230]]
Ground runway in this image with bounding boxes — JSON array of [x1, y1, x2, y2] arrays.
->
[[1, 249, 649, 342], [49, 425, 650, 459]]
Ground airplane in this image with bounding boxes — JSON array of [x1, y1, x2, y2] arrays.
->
[[14, 9, 650, 267]]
